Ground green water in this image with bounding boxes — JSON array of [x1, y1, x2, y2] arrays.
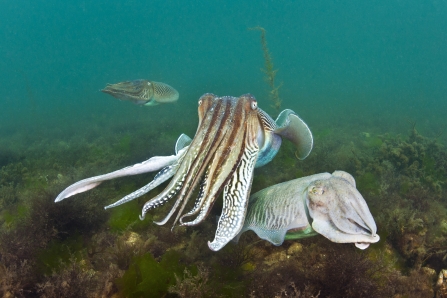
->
[[1, 1, 446, 141], [1, 1, 447, 297]]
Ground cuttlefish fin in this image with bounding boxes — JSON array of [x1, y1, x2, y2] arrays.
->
[[208, 139, 258, 251], [274, 109, 313, 160], [175, 134, 192, 155], [234, 226, 288, 246], [55, 134, 191, 203]]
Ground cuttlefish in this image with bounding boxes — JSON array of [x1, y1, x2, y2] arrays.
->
[[234, 171, 380, 249], [55, 93, 313, 251], [102, 80, 179, 106]]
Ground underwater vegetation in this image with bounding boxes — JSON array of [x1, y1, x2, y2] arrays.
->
[[115, 250, 190, 297], [250, 26, 282, 112], [1, 120, 447, 297], [351, 126, 447, 270]]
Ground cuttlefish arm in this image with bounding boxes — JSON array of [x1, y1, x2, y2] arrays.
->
[[208, 112, 260, 251], [307, 171, 379, 249], [54, 134, 191, 203], [234, 171, 379, 249]]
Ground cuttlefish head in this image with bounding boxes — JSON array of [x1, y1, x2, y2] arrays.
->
[[101, 80, 155, 105], [306, 171, 380, 249], [140, 93, 262, 252]]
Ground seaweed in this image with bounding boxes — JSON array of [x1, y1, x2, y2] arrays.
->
[[35, 235, 85, 275], [115, 250, 190, 297], [250, 26, 282, 112], [36, 256, 97, 298], [3, 103, 447, 297], [356, 172, 380, 196], [116, 134, 132, 154], [107, 199, 151, 232], [0, 258, 36, 298], [102, 231, 155, 271], [168, 264, 213, 298]]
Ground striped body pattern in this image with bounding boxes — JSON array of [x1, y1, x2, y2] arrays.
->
[[139, 94, 265, 250]]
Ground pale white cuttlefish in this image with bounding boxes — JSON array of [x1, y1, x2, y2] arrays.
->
[[55, 93, 313, 251], [101, 79, 179, 106], [234, 171, 380, 249]]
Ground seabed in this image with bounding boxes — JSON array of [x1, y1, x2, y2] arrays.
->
[[1, 108, 447, 298]]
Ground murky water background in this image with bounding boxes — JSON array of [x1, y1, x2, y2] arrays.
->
[[1, 0, 446, 141]]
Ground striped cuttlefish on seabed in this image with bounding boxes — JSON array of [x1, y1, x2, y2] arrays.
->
[[55, 93, 314, 251], [101, 79, 179, 106]]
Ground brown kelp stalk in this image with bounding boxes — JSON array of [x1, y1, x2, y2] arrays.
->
[[250, 26, 282, 111]]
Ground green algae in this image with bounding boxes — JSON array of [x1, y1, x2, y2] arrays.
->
[[116, 134, 132, 154], [1, 204, 28, 228], [115, 250, 191, 297], [36, 234, 85, 275], [107, 200, 151, 232], [362, 135, 383, 148], [399, 180, 412, 195], [356, 172, 380, 195], [314, 128, 332, 139]]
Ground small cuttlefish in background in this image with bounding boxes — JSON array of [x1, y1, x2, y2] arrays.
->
[[101, 79, 179, 106]]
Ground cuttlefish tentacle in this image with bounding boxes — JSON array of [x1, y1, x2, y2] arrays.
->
[[179, 122, 246, 226], [170, 96, 247, 224], [179, 96, 256, 226], [155, 95, 248, 227], [101, 134, 192, 209], [151, 97, 234, 225], [180, 170, 209, 222], [104, 148, 188, 209], [142, 94, 232, 223], [208, 115, 260, 251], [54, 147, 184, 203]]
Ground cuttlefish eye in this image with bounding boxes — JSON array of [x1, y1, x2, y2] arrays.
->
[[251, 100, 257, 110], [198, 93, 217, 107], [309, 185, 324, 195]]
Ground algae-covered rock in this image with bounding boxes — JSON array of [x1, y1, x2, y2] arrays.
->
[[287, 243, 304, 256], [264, 251, 287, 266]]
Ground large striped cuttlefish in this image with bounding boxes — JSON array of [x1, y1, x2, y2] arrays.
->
[[55, 93, 313, 251]]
